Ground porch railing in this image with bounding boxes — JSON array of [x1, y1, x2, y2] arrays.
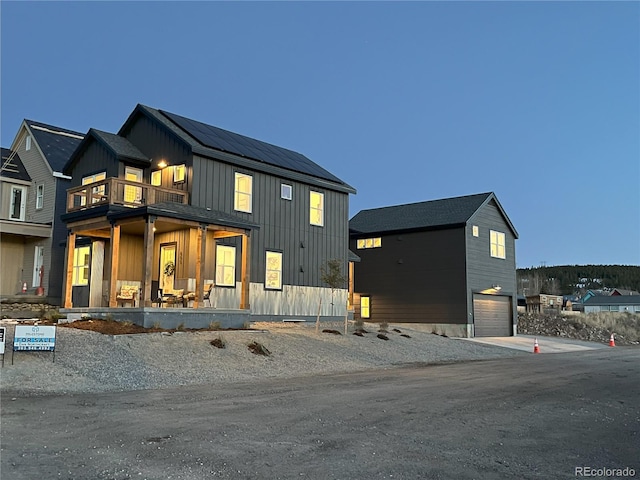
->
[[67, 178, 189, 212]]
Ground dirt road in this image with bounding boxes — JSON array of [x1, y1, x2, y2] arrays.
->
[[2, 348, 639, 480]]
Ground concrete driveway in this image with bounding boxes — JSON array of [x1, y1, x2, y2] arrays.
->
[[461, 334, 609, 353]]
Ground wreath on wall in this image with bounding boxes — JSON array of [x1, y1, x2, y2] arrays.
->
[[163, 261, 175, 277]]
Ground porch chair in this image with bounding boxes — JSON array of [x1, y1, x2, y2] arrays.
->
[[203, 283, 214, 307], [116, 285, 139, 307], [162, 289, 184, 308]]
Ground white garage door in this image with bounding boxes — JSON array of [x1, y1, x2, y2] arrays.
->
[[473, 294, 512, 337]]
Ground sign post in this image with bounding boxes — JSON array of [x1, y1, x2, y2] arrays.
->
[[12, 325, 57, 364], [0, 326, 5, 367]]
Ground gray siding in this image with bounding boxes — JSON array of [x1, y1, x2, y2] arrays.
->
[[466, 199, 517, 326], [192, 154, 350, 288], [351, 228, 468, 324]]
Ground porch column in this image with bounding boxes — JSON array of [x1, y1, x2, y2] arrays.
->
[[194, 224, 207, 309], [240, 232, 251, 310], [63, 230, 76, 308], [108, 223, 121, 308], [142, 216, 155, 307]]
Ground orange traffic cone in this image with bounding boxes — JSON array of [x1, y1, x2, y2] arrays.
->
[[533, 337, 540, 354], [609, 333, 615, 347]]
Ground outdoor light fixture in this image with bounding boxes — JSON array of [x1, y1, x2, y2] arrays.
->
[[158, 160, 168, 169], [493, 284, 502, 291]]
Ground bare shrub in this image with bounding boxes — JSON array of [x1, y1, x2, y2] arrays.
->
[[248, 341, 271, 356]]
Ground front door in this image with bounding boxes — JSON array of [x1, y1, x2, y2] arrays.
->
[[160, 244, 176, 294]]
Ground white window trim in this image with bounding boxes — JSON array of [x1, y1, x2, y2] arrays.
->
[[151, 170, 162, 186], [310, 191, 324, 226], [36, 184, 44, 210], [490, 230, 506, 259], [72, 245, 90, 286], [472, 225, 479, 237], [173, 164, 186, 183], [25, 136, 31, 151], [10, 185, 27, 221], [265, 251, 283, 290], [281, 183, 292, 200], [215, 245, 236, 287]]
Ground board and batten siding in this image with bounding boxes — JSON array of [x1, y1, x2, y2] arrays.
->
[[0, 235, 25, 295], [465, 199, 517, 328], [67, 141, 119, 188], [191, 154, 350, 289], [351, 228, 468, 324]]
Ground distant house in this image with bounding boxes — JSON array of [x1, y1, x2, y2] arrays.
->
[[610, 288, 640, 296], [0, 121, 84, 303], [60, 104, 355, 328], [349, 192, 518, 337], [525, 294, 563, 313], [583, 295, 640, 314], [580, 290, 607, 303]]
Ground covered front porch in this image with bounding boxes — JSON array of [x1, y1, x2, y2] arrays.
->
[[61, 202, 258, 316]]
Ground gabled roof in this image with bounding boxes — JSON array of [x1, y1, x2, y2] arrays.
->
[[350, 192, 518, 237], [119, 104, 356, 194], [1, 148, 31, 182], [583, 295, 640, 306], [610, 288, 640, 296], [24, 120, 84, 173], [64, 129, 149, 174]]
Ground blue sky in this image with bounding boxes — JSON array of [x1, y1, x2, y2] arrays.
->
[[1, 1, 638, 268]]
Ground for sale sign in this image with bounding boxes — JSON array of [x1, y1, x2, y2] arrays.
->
[[13, 325, 56, 351], [0, 326, 5, 354]]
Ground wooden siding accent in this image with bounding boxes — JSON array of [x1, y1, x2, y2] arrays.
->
[[109, 225, 120, 307], [351, 228, 467, 324], [63, 231, 76, 308], [142, 218, 155, 306], [241, 233, 250, 309], [0, 235, 25, 295], [466, 199, 517, 323]]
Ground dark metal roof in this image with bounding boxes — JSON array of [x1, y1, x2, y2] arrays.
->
[[583, 295, 640, 306], [159, 109, 346, 185], [91, 129, 149, 163], [26, 120, 84, 173], [350, 192, 502, 235], [108, 202, 259, 231], [1, 147, 31, 181], [348, 249, 361, 263]]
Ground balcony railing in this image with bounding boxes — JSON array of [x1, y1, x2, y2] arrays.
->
[[67, 178, 189, 213]]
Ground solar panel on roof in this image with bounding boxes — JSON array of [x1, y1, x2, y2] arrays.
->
[[160, 110, 344, 184]]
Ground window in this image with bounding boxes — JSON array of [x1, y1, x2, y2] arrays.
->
[[281, 183, 292, 200], [490, 230, 506, 259], [216, 245, 236, 287], [36, 184, 44, 209], [82, 172, 106, 205], [234, 173, 252, 213], [151, 170, 161, 186], [265, 251, 283, 290], [360, 296, 370, 319], [173, 164, 186, 183], [472, 225, 479, 237], [310, 191, 324, 226], [356, 237, 382, 249], [10, 185, 26, 220], [124, 166, 143, 204], [72, 245, 90, 286], [610, 305, 619, 312], [26, 136, 31, 151]]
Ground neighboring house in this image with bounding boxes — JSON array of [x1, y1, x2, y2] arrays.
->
[[580, 289, 607, 303], [60, 104, 355, 327], [0, 121, 84, 303], [583, 295, 640, 314], [525, 294, 563, 313], [349, 192, 518, 337], [610, 288, 640, 296]]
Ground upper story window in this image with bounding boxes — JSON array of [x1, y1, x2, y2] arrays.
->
[[10, 185, 27, 220], [265, 250, 283, 290], [25, 136, 31, 151], [124, 166, 143, 204], [72, 245, 90, 286], [36, 184, 44, 210], [234, 172, 252, 213], [472, 225, 479, 237], [357, 237, 382, 249], [173, 164, 186, 183], [151, 170, 162, 186], [216, 245, 236, 287], [310, 191, 324, 226], [82, 172, 106, 205], [281, 183, 292, 200], [490, 230, 506, 259]]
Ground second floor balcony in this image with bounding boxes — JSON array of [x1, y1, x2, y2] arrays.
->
[[67, 178, 189, 213]]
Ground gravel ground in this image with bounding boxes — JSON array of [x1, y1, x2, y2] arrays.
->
[[0, 320, 524, 395]]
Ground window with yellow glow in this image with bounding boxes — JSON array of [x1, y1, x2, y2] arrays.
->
[[82, 172, 106, 205], [124, 166, 143, 203], [173, 164, 186, 183], [360, 296, 370, 319], [151, 170, 161, 186], [234, 173, 253, 213], [265, 251, 283, 290], [310, 191, 324, 226], [472, 225, 479, 237], [216, 245, 236, 287], [72, 246, 90, 286], [356, 237, 382, 249], [490, 230, 506, 259]]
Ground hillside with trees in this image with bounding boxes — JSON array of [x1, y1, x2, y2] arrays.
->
[[517, 265, 640, 296]]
